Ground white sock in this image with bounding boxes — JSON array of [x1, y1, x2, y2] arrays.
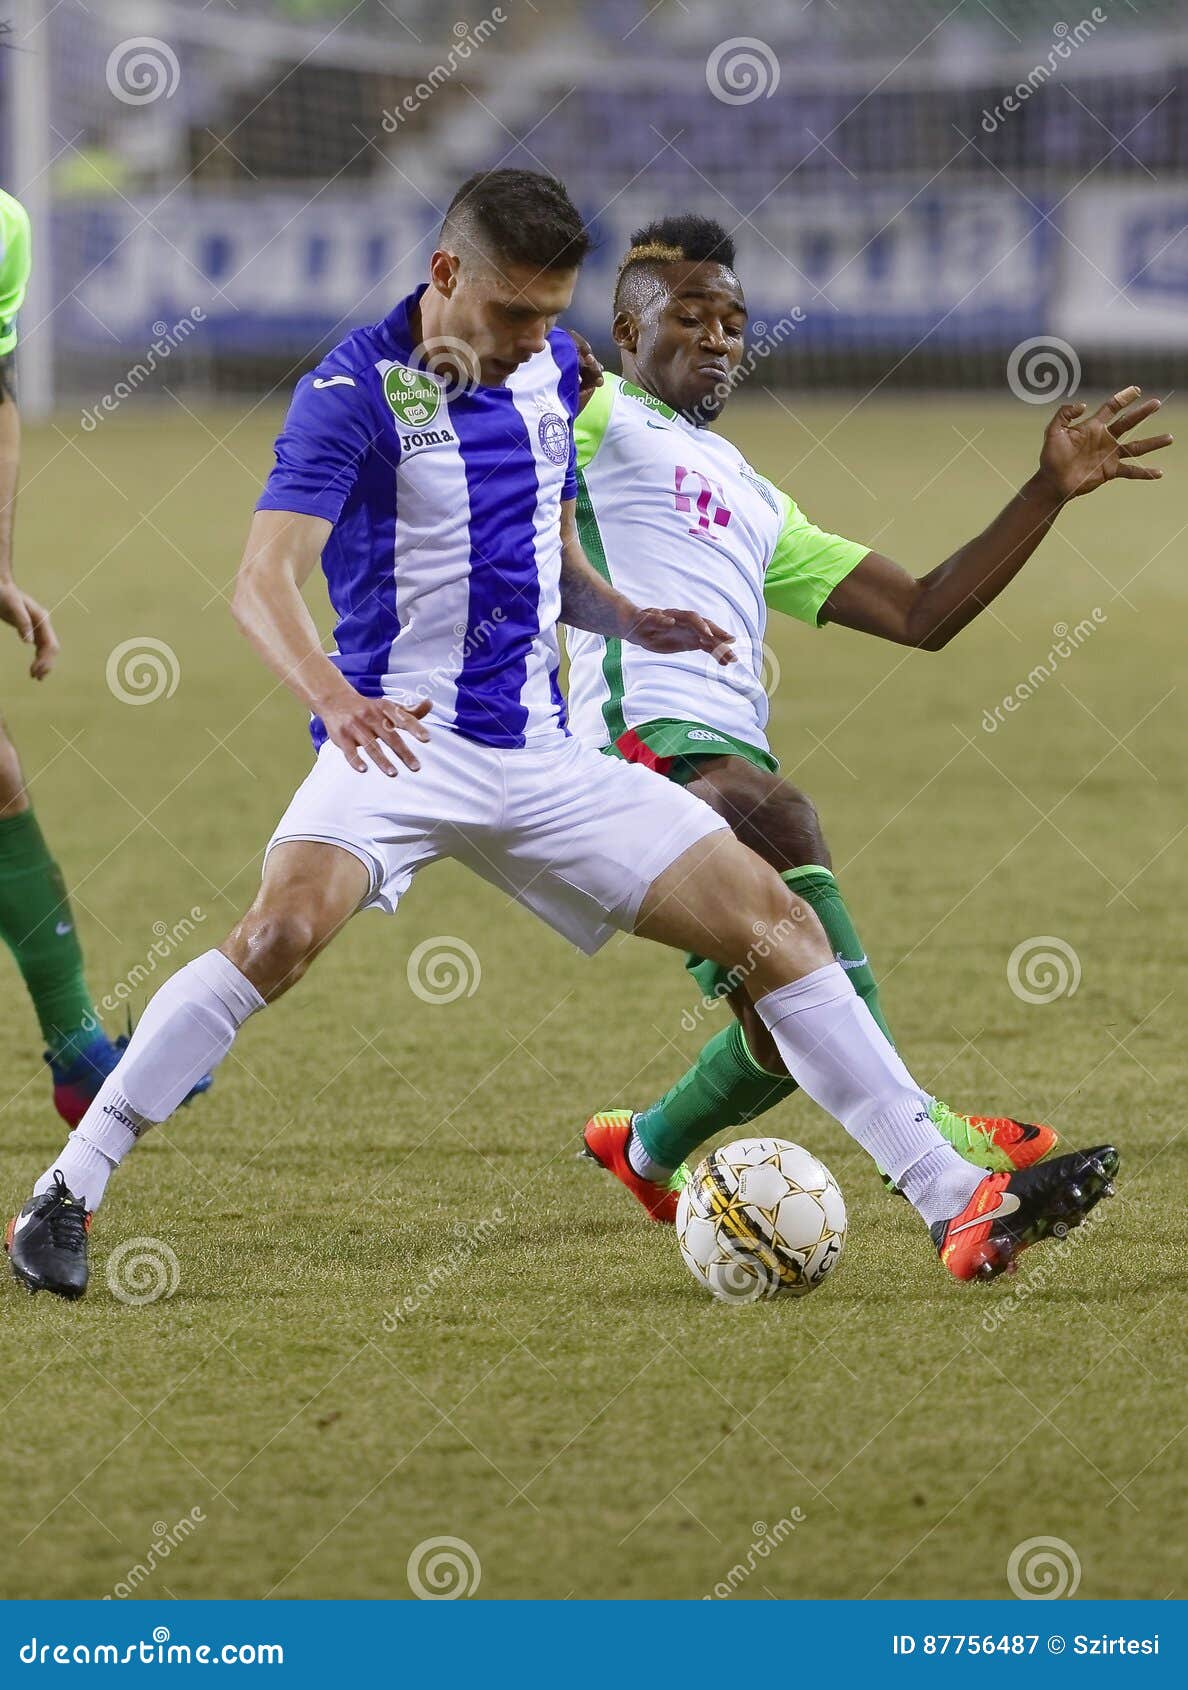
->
[[754, 964, 984, 1229], [627, 1120, 673, 1181], [35, 950, 265, 1212]]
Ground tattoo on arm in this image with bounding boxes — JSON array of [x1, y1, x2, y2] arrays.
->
[[558, 545, 630, 637]]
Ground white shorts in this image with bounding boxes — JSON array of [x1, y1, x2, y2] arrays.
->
[[264, 728, 729, 954]]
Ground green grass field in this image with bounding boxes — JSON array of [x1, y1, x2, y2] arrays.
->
[[1, 394, 1184, 1602]]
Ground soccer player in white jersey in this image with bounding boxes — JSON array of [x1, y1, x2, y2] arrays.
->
[[7, 172, 1119, 1299], [568, 215, 1166, 1222]]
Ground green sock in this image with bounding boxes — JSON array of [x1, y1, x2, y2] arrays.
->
[[634, 863, 896, 1171], [784, 864, 894, 1042], [0, 808, 100, 1057], [634, 1020, 798, 1170]]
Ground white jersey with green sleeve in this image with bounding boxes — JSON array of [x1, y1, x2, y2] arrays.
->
[[566, 372, 870, 756], [0, 189, 32, 359]]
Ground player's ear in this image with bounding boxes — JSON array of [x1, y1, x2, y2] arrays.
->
[[427, 248, 460, 298], [612, 309, 638, 354]]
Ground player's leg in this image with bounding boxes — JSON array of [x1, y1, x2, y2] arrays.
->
[[5, 842, 367, 1297], [0, 720, 103, 1082], [8, 724, 474, 1298], [0, 718, 213, 1126], [35, 838, 366, 1206], [507, 743, 962, 1223], [633, 831, 1114, 1279], [690, 756, 895, 1039], [613, 761, 814, 1180], [624, 757, 1054, 1185]]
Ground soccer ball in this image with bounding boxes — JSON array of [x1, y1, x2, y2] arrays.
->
[[676, 1137, 846, 1303]]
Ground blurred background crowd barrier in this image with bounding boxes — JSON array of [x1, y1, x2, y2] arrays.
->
[[3, 0, 1186, 413]]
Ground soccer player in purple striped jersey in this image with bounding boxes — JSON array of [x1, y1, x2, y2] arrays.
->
[[8, 171, 1119, 1299]]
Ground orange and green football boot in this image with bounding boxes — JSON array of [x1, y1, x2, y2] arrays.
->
[[581, 1110, 687, 1224], [933, 1144, 1118, 1281], [882, 1100, 1057, 1194]]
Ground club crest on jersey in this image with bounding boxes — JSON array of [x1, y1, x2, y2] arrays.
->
[[537, 411, 570, 465], [740, 467, 779, 514], [383, 364, 441, 427]]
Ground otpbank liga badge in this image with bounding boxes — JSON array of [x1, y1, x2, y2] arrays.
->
[[383, 364, 442, 427]]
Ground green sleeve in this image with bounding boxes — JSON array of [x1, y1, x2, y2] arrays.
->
[[573, 374, 614, 470], [0, 192, 32, 359], [763, 484, 869, 626]]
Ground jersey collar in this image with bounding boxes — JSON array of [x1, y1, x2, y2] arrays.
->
[[380, 282, 430, 361], [617, 374, 706, 434]]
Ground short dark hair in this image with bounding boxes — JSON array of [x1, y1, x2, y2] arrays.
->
[[614, 214, 738, 312], [442, 169, 592, 273]]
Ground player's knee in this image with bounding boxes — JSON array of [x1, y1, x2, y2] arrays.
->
[[743, 783, 829, 869], [226, 907, 324, 1000], [691, 764, 830, 870]]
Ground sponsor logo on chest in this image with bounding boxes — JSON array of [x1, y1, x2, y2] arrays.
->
[[382, 363, 458, 457], [383, 363, 441, 426]]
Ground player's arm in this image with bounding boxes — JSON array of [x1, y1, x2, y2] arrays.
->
[[0, 354, 59, 679], [231, 509, 430, 777], [558, 498, 734, 661], [243, 370, 432, 775], [822, 388, 1172, 651]]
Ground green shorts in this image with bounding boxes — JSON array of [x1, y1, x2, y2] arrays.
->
[[603, 717, 779, 1001]]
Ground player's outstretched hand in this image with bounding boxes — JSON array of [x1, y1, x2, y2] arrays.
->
[[626, 606, 736, 664], [0, 584, 60, 679], [567, 329, 603, 413], [321, 691, 432, 777], [1038, 386, 1173, 500]]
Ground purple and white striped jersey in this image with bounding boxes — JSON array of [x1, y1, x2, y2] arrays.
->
[[257, 284, 580, 750]]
